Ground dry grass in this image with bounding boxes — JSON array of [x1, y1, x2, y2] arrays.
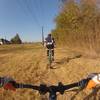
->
[[0, 44, 100, 100]]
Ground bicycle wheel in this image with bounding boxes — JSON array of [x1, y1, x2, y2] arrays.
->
[[48, 49, 52, 67]]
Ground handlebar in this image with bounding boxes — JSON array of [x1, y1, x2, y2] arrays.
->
[[0, 78, 91, 100], [1, 72, 100, 100], [1, 72, 99, 100], [13, 78, 90, 100], [1, 77, 91, 100], [12, 78, 90, 94]]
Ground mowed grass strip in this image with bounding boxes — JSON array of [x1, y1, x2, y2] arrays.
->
[[0, 43, 42, 54]]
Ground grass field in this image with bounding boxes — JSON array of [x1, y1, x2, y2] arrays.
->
[[0, 44, 100, 100]]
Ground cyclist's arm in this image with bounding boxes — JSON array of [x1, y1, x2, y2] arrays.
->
[[44, 38, 47, 47], [52, 38, 56, 47]]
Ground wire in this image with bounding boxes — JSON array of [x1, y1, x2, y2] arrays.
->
[[24, 0, 41, 27], [16, 0, 41, 28], [37, 0, 45, 25], [16, 0, 29, 17], [30, 0, 44, 27]]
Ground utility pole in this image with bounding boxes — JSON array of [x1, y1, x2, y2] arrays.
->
[[42, 26, 44, 46], [5, 36, 6, 40], [4, 36, 6, 44]]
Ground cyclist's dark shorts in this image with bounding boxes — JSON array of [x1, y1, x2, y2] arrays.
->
[[46, 44, 54, 49]]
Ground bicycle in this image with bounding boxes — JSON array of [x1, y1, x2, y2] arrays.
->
[[47, 48, 54, 68], [1, 78, 90, 100]]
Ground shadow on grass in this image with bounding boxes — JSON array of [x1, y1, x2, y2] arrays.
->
[[55, 54, 82, 64], [50, 54, 82, 69]]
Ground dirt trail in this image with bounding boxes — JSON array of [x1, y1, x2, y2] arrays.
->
[[0, 44, 100, 100], [39, 47, 100, 100]]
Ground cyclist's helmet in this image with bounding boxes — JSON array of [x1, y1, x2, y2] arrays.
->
[[48, 33, 51, 37]]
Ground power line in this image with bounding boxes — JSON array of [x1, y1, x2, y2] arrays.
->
[[16, 0, 45, 43], [29, 0, 45, 43], [42, 26, 44, 46], [32, 0, 42, 18], [16, 0, 41, 28], [16, 0, 29, 17], [24, 0, 41, 27], [30, 0, 44, 27], [36, 0, 45, 24]]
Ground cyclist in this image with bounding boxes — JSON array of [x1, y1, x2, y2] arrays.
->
[[44, 33, 55, 61]]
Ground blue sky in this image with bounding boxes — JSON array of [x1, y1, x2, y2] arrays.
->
[[0, 0, 60, 42]]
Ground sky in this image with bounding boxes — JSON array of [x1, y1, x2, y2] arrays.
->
[[0, 0, 60, 42]]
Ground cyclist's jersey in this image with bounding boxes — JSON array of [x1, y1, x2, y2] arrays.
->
[[45, 36, 55, 46]]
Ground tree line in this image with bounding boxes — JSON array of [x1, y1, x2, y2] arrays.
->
[[51, 0, 100, 55]]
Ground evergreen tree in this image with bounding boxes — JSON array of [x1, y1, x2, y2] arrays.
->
[[11, 34, 22, 44]]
